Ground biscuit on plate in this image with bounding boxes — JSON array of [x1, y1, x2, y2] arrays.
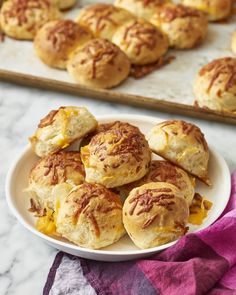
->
[[115, 0, 171, 21], [27, 151, 85, 214], [29, 106, 98, 157], [55, 183, 125, 249], [67, 39, 131, 89], [118, 160, 195, 205], [76, 3, 135, 41], [0, 0, 61, 40], [80, 121, 136, 147], [112, 19, 169, 65], [123, 182, 189, 249], [81, 121, 151, 188], [150, 3, 208, 49], [181, 0, 232, 21], [194, 57, 236, 114], [147, 120, 210, 185], [34, 19, 92, 69]]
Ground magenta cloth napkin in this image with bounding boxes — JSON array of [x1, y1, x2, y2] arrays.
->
[[43, 171, 236, 295]]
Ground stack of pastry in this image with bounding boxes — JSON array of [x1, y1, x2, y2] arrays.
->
[[0, 0, 210, 89], [2, 0, 236, 100], [27, 106, 212, 250], [32, 3, 170, 88], [33, 15, 132, 89]]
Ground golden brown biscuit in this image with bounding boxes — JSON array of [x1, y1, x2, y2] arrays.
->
[[34, 20, 92, 69], [147, 120, 210, 184], [81, 121, 136, 147], [81, 121, 151, 188], [55, 183, 125, 249], [27, 151, 85, 214], [181, 0, 232, 21], [194, 57, 236, 114], [67, 39, 131, 89], [115, 0, 171, 20], [29, 106, 98, 157], [0, 0, 61, 40], [118, 160, 195, 205], [112, 19, 169, 65], [150, 3, 208, 49], [76, 3, 135, 41], [123, 182, 189, 249]]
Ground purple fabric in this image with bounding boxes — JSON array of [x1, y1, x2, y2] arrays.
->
[[43, 252, 64, 295], [44, 171, 236, 295]]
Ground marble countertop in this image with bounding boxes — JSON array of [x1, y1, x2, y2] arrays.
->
[[0, 81, 236, 295]]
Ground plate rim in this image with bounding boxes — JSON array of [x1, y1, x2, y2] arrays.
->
[[5, 114, 232, 257]]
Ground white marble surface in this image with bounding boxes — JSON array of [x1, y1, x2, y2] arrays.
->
[[0, 81, 236, 295]]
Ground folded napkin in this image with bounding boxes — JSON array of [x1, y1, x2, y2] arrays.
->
[[43, 171, 236, 295]]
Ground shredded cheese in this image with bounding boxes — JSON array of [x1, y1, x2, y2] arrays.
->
[[57, 108, 79, 148], [189, 193, 213, 225], [195, 5, 218, 15], [36, 208, 57, 235]]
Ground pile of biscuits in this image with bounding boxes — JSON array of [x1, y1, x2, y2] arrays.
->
[[0, 0, 235, 112], [26, 106, 212, 250], [115, 0, 236, 114], [0, 0, 209, 88]]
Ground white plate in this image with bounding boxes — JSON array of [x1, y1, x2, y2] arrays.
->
[[5, 114, 231, 261]]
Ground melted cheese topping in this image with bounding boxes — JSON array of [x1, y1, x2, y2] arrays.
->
[[189, 194, 212, 225], [177, 147, 199, 162], [54, 197, 60, 217], [155, 226, 178, 233], [102, 175, 114, 181], [56, 108, 79, 148], [190, 177, 196, 187], [81, 145, 90, 167], [36, 208, 57, 235], [63, 108, 79, 117], [195, 5, 218, 15]]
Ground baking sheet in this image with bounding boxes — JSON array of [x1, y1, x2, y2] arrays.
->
[[0, 0, 236, 122]]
